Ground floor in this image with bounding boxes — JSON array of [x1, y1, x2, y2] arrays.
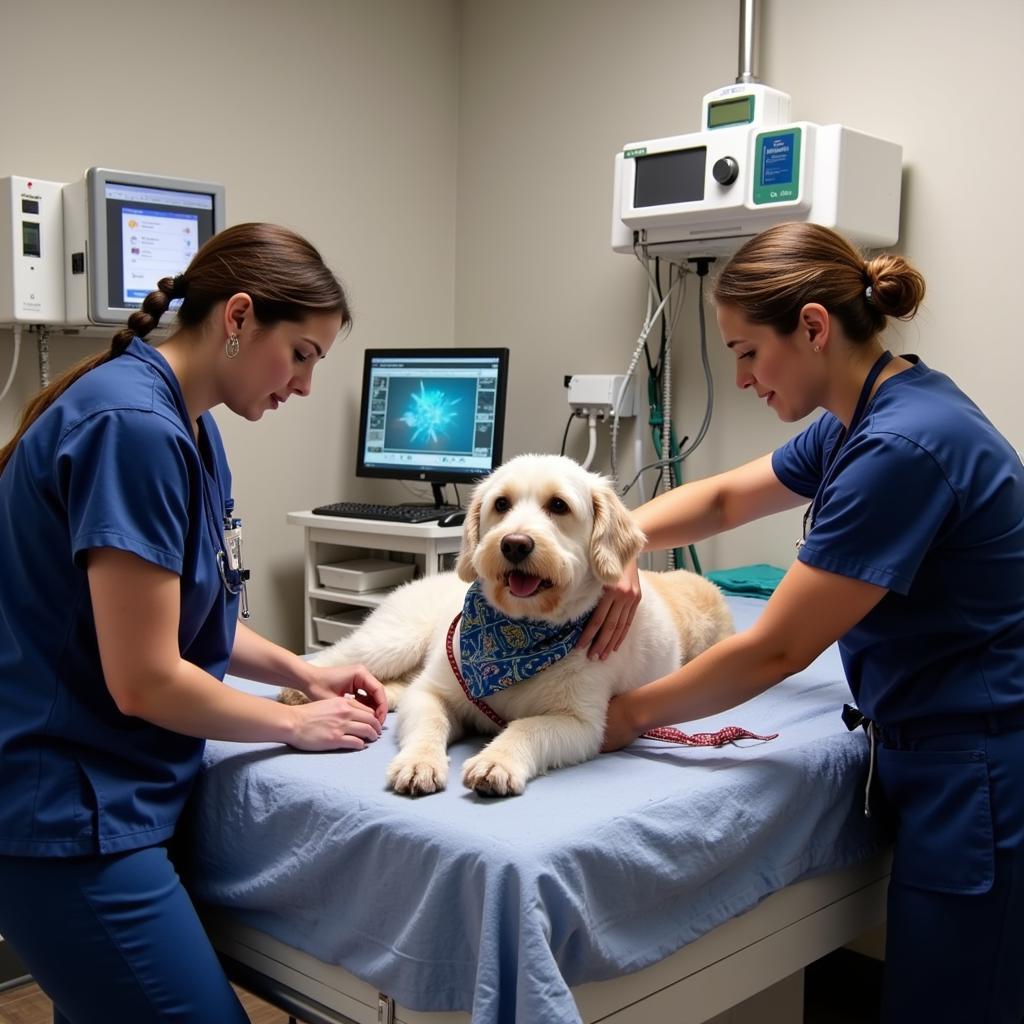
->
[[0, 949, 883, 1023], [0, 981, 290, 1024], [804, 950, 884, 1023]]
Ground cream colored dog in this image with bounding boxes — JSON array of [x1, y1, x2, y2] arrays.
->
[[288, 454, 733, 796]]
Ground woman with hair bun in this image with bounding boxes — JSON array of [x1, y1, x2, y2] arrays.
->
[[0, 223, 388, 1022], [585, 222, 1024, 1023]]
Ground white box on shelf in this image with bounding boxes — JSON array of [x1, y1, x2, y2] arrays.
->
[[316, 558, 416, 593], [312, 608, 371, 645]]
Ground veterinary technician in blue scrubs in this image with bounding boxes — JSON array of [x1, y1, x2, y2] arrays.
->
[[584, 222, 1024, 1024], [0, 223, 388, 1023]]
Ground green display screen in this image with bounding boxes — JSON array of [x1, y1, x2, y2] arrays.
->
[[707, 96, 755, 129]]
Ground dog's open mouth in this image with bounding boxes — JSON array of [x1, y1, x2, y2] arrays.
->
[[504, 570, 554, 598]]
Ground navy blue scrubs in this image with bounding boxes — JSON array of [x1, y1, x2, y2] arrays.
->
[[0, 339, 247, 1021], [774, 355, 1024, 1023]]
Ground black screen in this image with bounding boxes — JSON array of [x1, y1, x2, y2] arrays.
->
[[633, 147, 707, 207]]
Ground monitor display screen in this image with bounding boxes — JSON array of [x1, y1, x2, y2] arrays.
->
[[633, 147, 706, 207], [356, 348, 509, 484], [103, 180, 217, 310]]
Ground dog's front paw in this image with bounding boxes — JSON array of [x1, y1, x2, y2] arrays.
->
[[387, 750, 449, 796], [277, 687, 310, 706], [462, 753, 528, 797]]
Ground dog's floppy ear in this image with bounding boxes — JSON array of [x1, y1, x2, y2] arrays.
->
[[589, 481, 646, 583], [455, 484, 486, 582]]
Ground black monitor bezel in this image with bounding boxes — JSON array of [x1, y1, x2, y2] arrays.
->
[[355, 346, 510, 485]]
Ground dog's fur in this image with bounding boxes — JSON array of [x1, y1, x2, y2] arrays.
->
[[284, 454, 733, 796]]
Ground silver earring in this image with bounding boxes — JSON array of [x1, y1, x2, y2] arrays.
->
[[813, 345, 821, 353], [225, 333, 240, 359]]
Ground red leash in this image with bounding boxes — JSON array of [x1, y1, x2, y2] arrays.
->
[[446, 614, 778, 748]]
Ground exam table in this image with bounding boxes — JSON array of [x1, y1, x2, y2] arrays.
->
[[183, 596, 889, 1024]]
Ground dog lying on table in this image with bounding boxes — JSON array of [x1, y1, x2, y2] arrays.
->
[[281, 454, 733, 796]]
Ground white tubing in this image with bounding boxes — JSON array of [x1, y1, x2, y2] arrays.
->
[[0, 324, 22, 404], [580, 414, 598, 470]]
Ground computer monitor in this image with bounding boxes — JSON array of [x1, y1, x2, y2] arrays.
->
[[63, 167, 226, 326], [356, 347, 510, 504]]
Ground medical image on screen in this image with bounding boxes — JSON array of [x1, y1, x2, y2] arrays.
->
[[384, 377, 478, 453], [475, 420, 494, 448]]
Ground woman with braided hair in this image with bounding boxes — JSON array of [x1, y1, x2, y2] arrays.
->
[[584, 222, 1024, 1023], [0, 223, 387, 1022]]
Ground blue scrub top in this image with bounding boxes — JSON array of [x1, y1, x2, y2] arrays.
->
[[0, 338, 239, 856], [772, 356, 1024, 727]]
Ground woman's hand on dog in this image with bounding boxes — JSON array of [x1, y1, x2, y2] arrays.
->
[[286, 693, 384, 751], [577, 559, 642, 660], [303, 663, 389, 724]]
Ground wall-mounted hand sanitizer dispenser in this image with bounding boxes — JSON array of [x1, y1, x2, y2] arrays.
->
[[0, 176, 67, 325]]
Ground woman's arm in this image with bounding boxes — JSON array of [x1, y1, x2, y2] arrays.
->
[[632, 453, 805, 551], [87, 548, 383, 750], [602, 559, 888, 749], [229, 621, 387, 718], [228, 621, 318, 689], [580, 454, 805, 658]]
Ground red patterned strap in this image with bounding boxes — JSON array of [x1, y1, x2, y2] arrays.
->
[[642, 725, 778, 746], [446, 613, 779, 748], [447, 613, 508, 728]]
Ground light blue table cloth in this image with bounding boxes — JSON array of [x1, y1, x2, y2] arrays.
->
[[184, 596, 882, 1024]]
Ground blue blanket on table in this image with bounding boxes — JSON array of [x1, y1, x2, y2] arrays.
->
[[183, 596, 883, 1024]]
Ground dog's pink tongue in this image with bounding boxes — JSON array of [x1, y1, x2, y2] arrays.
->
[[508, 571, 542, 598]]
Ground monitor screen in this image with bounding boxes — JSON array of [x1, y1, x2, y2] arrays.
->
[[633, 147, 707, 207], [356, 348, 509, 485], [102, 180, 217, 310], [80, 167, 226, 325]]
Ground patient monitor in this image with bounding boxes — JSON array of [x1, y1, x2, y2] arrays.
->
[[611, 82, 902, 256], [62, 168, 225, 326]]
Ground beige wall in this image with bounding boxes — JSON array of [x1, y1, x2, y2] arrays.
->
[[0, 0, 460, 646], [2, 0, 1021, 650], [455, 0, 1024, 573]]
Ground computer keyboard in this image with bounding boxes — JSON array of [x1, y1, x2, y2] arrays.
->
[[311, 501, 461, 524]]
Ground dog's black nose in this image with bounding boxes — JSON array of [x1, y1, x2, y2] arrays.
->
[[501, 533, 534, 564]]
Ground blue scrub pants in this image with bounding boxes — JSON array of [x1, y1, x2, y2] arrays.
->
[[0, 844, 248, 1023], [877, 726, 1024, 1023]]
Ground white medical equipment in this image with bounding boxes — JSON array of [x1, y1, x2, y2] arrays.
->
[[0, 167, 226, 400], [63, 167, 226, 327], [611, 0, 902, 266], [0, 176, 67, 325], [611, 81, 902, 257]]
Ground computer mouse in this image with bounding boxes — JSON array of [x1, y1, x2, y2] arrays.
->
[[437, 509, 466, 528]]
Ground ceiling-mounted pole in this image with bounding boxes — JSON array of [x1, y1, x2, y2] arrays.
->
[[736, 0, 761, 84]]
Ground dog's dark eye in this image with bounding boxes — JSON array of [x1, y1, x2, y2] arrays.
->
[[494, 495, 511, 514], [547, 497, 570, 516]]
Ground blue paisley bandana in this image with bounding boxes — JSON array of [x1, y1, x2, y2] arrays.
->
[[459, 580, 589, 700]]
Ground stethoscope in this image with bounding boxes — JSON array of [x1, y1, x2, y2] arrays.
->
[[194, 418, 251, 619], [217, 498, 251, 619], [796, 349, 893, 551]]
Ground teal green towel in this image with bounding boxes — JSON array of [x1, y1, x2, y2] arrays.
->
[[705, 563, 786, 599]]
